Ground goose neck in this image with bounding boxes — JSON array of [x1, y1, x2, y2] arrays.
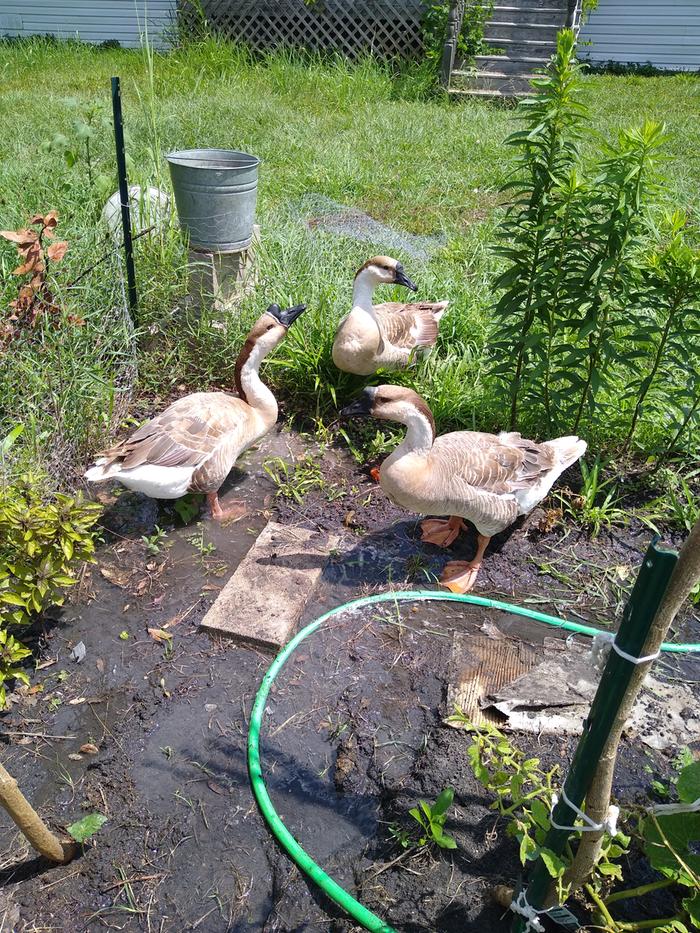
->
[[351, 273, 376, 313], [235, 338, 278, 422]]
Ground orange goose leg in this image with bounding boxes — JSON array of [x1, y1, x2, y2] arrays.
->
[[420, 515, 468, 548], [440, 534, 491, 593], [207, 492, 248, 523]]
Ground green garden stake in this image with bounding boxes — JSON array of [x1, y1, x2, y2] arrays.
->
[[511, 539, 678, 932]]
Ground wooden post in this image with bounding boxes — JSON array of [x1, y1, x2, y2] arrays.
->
[[0, 762, 74, 863], [439, 1, 464, 88]]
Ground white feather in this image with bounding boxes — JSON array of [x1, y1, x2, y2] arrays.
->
[[85, 463, 195, 499]]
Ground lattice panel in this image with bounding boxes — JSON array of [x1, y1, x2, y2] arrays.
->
[[179, 0, 426, 58]]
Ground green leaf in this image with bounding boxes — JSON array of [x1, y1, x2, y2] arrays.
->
[[66, 813, 107, 843], [0, 424, 24, 454], [597, 861, 623, 879], [432, 787, 454, 818], [519, 833, 537, 864], [530, 798, 550, 830], [683, 890, 700, 925], [540, 847, 567, 878], [677, 761, 700, 804], [641, 812, 700, 885]]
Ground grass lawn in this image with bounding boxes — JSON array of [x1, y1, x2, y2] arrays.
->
[[1, 38, 699, 481]]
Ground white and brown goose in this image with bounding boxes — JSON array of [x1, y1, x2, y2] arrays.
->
[[342, 385, 586, 593], [85, 303, 306, 520], [332, 255, 448, 376]]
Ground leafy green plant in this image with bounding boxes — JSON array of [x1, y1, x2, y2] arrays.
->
[[408, 787, 457, 850], [622, 212, 700, 452], [595, 761, 700, 932], [41, 102, 115, 199], [0, 469, 102, 706], [560, 457, 629, 537], [141, 525, 168, 555], [67, 812, 108, 843], [172, 493, 203, 524], [263, 455, 334, 503], [422, 0, 495, 71], [450, 713, 629, 904], [490, 29, 588, 430]]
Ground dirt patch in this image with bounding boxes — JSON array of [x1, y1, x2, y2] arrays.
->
[[1, 430, 698, 932]]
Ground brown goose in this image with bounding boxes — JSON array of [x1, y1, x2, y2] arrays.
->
[[85, 303, 306, 520], [342, 385, 586, 593], [332, 255, 448, 376]]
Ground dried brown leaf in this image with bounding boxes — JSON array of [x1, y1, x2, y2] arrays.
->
[[47, 241, 68, 262], [1, 229, 36, 244], [99, 565, 131, 588], [80, 743, 99, 755]]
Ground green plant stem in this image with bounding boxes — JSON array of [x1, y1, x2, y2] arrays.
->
[[660, 391, 700, 464], [542, 192, 575, 428], [572, 247, 626, 432], [623, 289, 685, 451], [572, 143, 648, 432], [509, 132, 560, 430], [617, 918, 686, 931], [603, 876, 676, 905], [585, 882, 619, 929]]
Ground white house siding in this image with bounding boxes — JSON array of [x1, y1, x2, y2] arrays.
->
[[0, 1, 176, 49], [580, 0, 700, 71]]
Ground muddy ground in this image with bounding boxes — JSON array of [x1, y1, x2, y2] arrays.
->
[[1, 427, 699, 933]]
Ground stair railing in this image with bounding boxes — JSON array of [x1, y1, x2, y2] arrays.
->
[[567, 0, 584, 34], [439, 0, 466, 87]]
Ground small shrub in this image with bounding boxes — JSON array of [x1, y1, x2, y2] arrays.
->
[[0, 468, 102, 706]]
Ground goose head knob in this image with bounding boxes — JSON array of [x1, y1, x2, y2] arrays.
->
[[341, 385, 434, 429]]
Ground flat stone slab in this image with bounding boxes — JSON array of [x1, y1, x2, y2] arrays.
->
[[200, 521, 338, 650]]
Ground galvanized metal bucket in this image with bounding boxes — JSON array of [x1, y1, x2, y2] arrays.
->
[[166, 148, 260, 252]]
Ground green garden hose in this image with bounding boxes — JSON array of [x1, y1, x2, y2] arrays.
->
[[247, 590, 700, 933]]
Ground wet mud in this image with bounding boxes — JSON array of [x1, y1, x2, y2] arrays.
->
[[1, 430, 698, 932]]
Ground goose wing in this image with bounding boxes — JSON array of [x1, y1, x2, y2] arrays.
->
[[97, 392, 251, 471], [427, 432, 559, 533], [433, 431, 558, 495], [373, 301, 447, 350]]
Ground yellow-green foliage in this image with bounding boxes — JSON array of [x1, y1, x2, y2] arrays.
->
[[0, 475, 102, 706]]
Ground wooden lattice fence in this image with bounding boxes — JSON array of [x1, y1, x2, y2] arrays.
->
[[178, 0, 426, 58]]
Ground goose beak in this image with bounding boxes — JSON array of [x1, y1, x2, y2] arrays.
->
[[266, 303, 307, 327], [394, 264, 417, 292], [340, 388, 376, 418]]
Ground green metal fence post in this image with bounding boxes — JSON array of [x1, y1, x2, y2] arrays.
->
[[511, 538, 678, 932]]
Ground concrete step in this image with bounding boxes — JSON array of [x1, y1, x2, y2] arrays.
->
[[449, 86, 531, 100], [485, 21, 562, 42], [481, 36, 558, 57], [494, 0, 569, 7], [452, 70, 537, 95], [473, 53, 550, 74], [492, 5, 568, 25]]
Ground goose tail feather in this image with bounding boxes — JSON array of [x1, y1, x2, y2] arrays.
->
[[546, 436, 587, 471], [84, 458, 119, 482]]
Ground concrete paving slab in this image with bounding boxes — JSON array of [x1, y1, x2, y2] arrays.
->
[[199, 521, 339, 650]]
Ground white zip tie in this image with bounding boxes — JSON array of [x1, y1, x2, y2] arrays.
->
[[509, 890, 546, 932], [651, 796, 700, 816], [590, 631, 660, 671], [550, 787, 619, 836]]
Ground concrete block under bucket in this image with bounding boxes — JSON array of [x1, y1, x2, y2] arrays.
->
[[167, 148, 259, 252], [188, 226, 260, 312]]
